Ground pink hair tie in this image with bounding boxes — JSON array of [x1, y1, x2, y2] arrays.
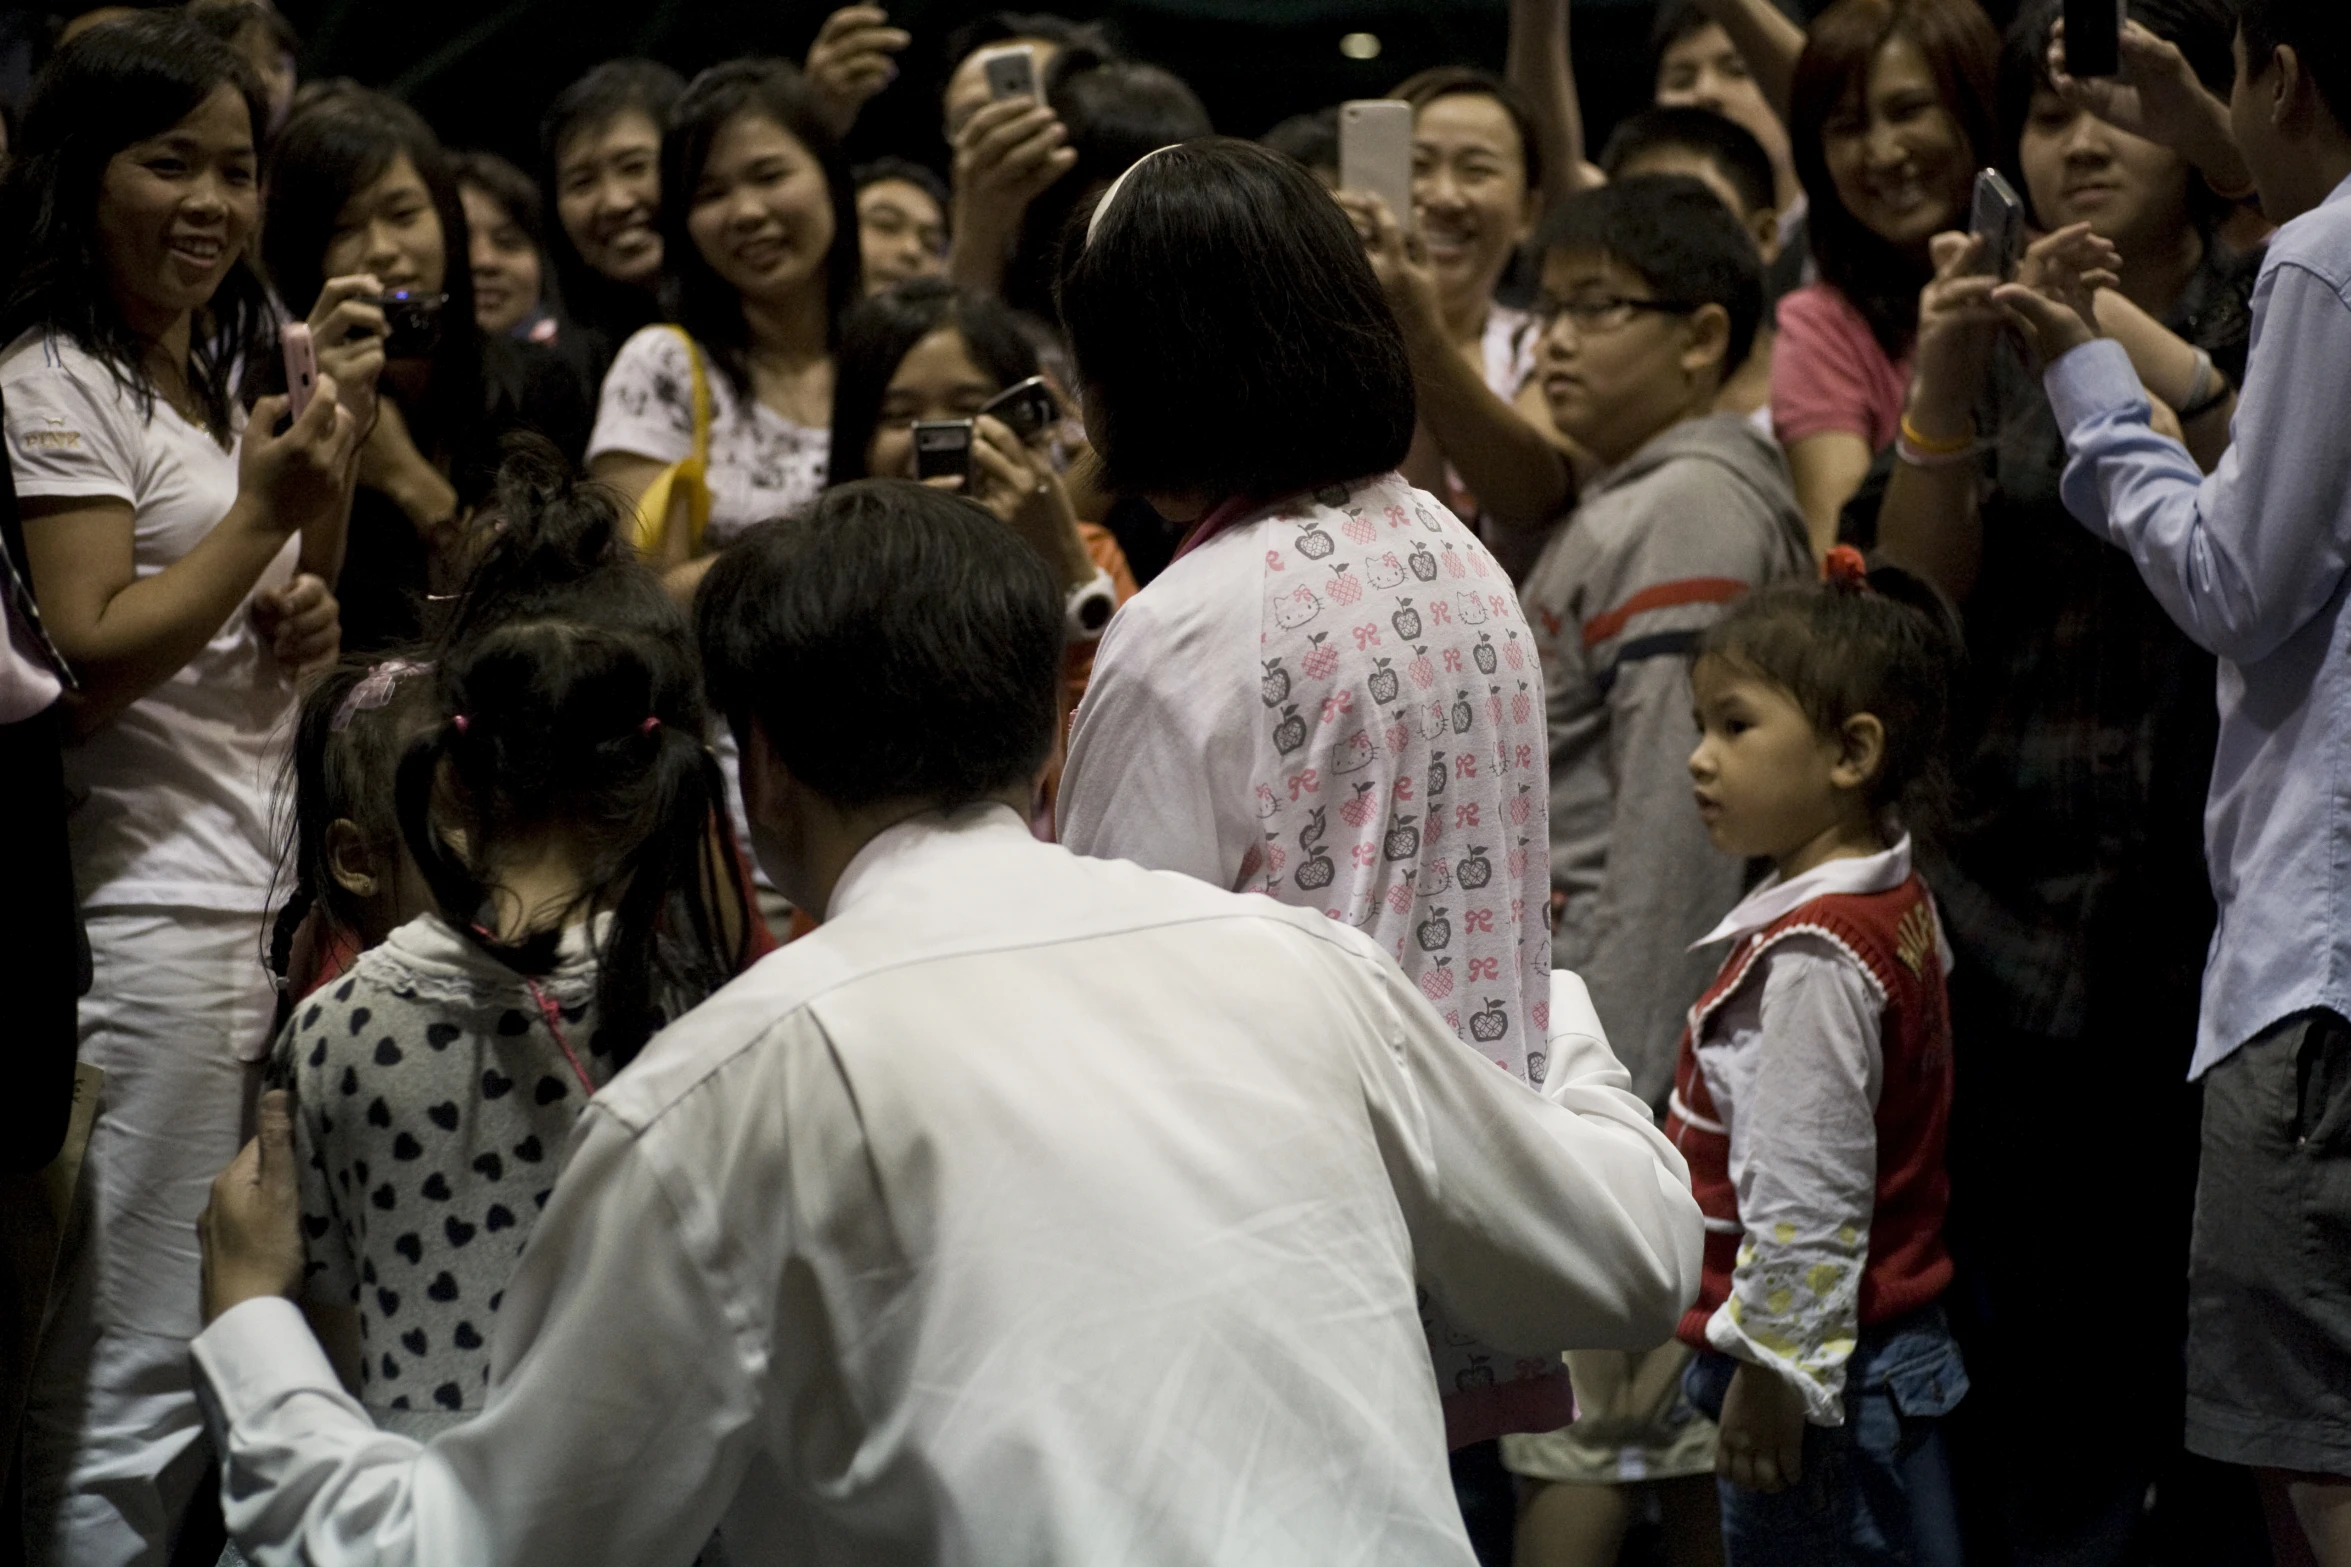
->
[[451, 714, 470, 735], [640, 716, 661, 736], [331, 658, 429, 732]]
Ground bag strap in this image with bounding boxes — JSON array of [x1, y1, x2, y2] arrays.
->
[[668, 325, 712, 468]]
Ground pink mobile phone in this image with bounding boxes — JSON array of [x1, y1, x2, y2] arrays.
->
[[281, 322, 317, 420]]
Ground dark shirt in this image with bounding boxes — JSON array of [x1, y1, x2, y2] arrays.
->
[[1926, 238, 2257, 1040]]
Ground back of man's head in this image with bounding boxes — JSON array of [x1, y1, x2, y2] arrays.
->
[[2238, 0, 2351, 137], [696, 481, 1064, 811]]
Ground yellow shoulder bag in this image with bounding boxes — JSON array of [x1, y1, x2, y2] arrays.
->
[[631, 326, 713, 559]]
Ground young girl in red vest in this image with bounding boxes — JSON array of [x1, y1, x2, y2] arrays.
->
[[1669, 546, 1965, 1566]]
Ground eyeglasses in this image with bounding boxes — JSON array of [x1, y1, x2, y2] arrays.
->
[[1532, 294, 1701, 333]]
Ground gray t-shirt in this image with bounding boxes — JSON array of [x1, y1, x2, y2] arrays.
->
[[279, 913, 615, 1439]]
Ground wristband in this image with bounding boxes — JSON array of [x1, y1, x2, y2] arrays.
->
[[2176, 349, 2231, 421], [1895, 436, 1980, 470], [1898, 413, 1974, 456]]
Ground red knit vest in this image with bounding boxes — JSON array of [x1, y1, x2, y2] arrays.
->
[[1663, 874, 1955, 1351]]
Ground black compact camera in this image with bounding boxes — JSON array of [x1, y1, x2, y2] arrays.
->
[[370, 290, 448, 359]]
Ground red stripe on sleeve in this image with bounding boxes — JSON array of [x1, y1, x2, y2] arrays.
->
[[1580, 577, 1751, 649]]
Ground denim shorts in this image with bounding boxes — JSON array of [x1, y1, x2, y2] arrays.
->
[[2186, 1010, 2351, 1474], [1685, 1306, 1967, 1567]]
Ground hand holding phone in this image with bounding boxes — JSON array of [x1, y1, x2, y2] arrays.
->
[[1969, 168, 2026, 280], [977, 44, 1041, 105], [1339, 100, 1415, 231], [280, 322, 317, 422]]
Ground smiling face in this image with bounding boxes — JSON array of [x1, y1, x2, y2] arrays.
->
[[554, 107, 663, 287], [2017, 87, 2195, 262], [1535, 247, 1716, 468], [1687, 655, 1854, 861], [1656, 21, 1795, 201], [461, 183, 541, 336], [321, 151, 447, 297], [1411, 92, 1537, 316], [867, 325, 1001, 477], [857, 178, 947, 295], [685, 111, 838, 308], [95, 83, 260, 338], [1819, 33, 1973, 252]]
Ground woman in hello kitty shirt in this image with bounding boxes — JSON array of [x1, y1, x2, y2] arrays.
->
[[1057, 140, 1563, 1450]]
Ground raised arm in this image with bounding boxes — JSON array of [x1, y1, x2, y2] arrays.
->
[[1506, 0, 1600, 214], [1690, 0, 1808, 120], [1875, 233, 2006, 600]]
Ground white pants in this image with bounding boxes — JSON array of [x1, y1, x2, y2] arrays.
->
[[20, 908, 273, 1567]]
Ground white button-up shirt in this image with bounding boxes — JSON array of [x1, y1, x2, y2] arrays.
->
[[194, 806, 1701, 1567]]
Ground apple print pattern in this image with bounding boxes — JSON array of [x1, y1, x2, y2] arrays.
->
[[1247, 476, 1548, 1072], [1241, 475, 1555, 1424], [276, 920, 618, 1435]]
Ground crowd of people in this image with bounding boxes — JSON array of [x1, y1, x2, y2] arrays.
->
[[0, 0, 2347, 1563]]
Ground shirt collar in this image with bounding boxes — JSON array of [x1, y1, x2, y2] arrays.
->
[[825, 802, 1033, 923], [1691, 835, 1913, 950]]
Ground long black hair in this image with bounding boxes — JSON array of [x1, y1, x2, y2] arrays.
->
[[0, 13, 273, 446], [828, 279, 1039, 484], [263, 88, 483, 460], [393, 442, 746, 1066], [664, 59, 861, 408], [538, 58, 683, 350]]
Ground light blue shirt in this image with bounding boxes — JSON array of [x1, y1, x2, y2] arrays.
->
[[2043, 171, 2351, 1080]]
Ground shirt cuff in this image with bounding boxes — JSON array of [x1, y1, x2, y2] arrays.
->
[[2042, 339, 2144, 439], [192, 1296, 345, 1431]]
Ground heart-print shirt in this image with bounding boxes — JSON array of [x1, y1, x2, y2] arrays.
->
[[1061, 471, 1565, 1445]]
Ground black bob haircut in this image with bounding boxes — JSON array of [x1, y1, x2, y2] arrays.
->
[[1057, 138, 1414, 504], [853, 155, 949, 211], [0, 13, 272, 447], [2239, 0, 2351, 135], [1261, 107, 1340, 176], [691, 483, 1062, 817], [1601, 106, 1778, 220], [829, 279, 1039, 485], [1535, 174, 1767, 378], [696, 480, 1064, 811], [664, 60, 862, 405]]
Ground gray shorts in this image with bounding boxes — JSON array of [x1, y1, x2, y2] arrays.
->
[[2186, 1009, 2351, 1474]]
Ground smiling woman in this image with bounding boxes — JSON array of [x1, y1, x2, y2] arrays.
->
[[0, 15, 363, 1563], [539, 58, 684, 390]]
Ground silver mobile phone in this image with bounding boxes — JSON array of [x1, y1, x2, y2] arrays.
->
[[977, 45, 1041, 105], [979, 376, 1057, 444], [1339, 100, 1416, 228], [1969, 168, 2026, 280]]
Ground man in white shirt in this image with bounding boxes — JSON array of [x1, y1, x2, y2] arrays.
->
[[192, 479, 1703, 1567]]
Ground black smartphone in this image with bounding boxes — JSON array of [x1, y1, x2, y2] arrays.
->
[[978, 376, 1057, 444], [1969, 168, 2026, 279], [2063, 0, 2126, 78], [370, 290, 447, 358], [913, 419, 975, 480]]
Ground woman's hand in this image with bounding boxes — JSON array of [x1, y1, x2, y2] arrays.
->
[[1716, 1361, 1809, 1494], [1336, 191, 1445, 348], [2047, 21, 2253, 196], [1995, 221, 2122, 366], [939, 413, 1092, 586], [803, 6, 909, 135], [947, 97, 1075, 291], [307, 274, 388, 432], [251, 571, 341, 674], [243, 372, 359, 538], [1905, 231, 2008, 442]]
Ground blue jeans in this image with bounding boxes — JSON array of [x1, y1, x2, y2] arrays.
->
[[1685, 1306, 1968, 1567]]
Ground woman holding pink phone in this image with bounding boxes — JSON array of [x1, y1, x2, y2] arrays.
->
[[0, 17, 362, 1564]]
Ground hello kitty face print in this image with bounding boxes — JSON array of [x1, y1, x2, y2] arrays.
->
[[1234, 474, 1552, 1087]]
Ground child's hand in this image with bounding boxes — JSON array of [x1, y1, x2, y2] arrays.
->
[[1994, 222, 2121, 366], [1716, 1361, 1809, 1493]]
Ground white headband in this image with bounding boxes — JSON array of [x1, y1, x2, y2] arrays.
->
[[1084, 143, 1181, 250]]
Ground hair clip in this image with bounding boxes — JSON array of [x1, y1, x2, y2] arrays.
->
[[331, 659, 429, 731], [451, 714, 470, 734], [1823, 545, 1871, 594]]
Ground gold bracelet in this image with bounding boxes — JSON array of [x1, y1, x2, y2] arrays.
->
[[1899, 413, 1974, 455]]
